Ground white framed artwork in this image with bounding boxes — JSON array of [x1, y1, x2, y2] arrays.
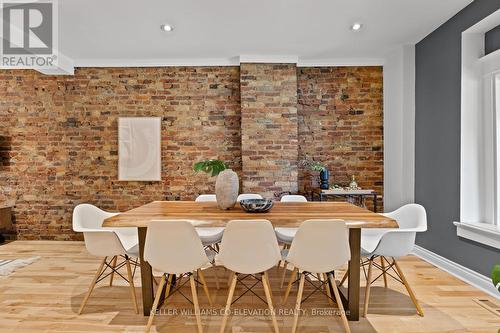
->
[[118, 117, 161, 181]]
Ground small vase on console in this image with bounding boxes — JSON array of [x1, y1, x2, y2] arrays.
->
[[215, 169, 239, 210], [319, 168, 330, 190]]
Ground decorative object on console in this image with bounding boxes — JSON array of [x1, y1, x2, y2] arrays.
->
[[118, 117, 161, 181], [319, 169, 330, 190], [239, 199, 273, 213], [349, 175, 360, 190], [300, 155, 329, 190], [193, 159, 239, 210]]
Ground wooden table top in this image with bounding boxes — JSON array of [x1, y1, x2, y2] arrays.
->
[[103, 201, 398, 229]]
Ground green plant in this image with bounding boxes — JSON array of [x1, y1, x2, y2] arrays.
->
[[492, 264, 500, 293], [193, 159, 227, 177], [299, 155, 326, 172], [309, 161, 326, 172]]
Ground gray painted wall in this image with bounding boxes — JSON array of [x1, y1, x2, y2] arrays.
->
[[485, 24, 500, 54], [415, 0, 500, 277]]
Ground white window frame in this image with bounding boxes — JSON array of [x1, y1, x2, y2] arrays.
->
[[455, 9, 500, 249]]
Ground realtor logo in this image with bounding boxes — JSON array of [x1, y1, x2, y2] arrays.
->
[[0, 0, 58, 68]]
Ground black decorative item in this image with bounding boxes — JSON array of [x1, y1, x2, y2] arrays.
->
[[240, 199, 274, 213], [319, 168, 330, 189]]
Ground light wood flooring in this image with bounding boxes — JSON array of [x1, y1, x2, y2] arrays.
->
[[0, 241, 498, 333]]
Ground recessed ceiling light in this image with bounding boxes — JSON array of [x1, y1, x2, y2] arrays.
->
[[351, 23, 363, 31], [160, 24, 173, 32]]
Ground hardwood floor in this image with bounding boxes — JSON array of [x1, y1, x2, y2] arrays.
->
[[0, 241, 498, 333]]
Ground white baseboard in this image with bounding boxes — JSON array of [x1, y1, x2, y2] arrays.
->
[[412, 245, 499, 299]]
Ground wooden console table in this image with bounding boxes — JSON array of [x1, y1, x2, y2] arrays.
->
[[312, 189, 378, 212], [0, 204, 13, 244]]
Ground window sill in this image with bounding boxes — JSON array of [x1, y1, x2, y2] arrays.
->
[[453, 221, 500, 249]]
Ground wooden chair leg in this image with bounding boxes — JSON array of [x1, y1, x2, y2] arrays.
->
[[321, 273, 334, 305], [282, 268, 298, 304], [197, 269, 213, 306], [280, 262, 288, 288], [380, 256, 388, 288], [145, 274, 166, 333], [339, 268, 349, 287], [190, 274, 204, 333], [79, 257, 106, 315], [263, 271, 276, 306], [329, 273, 351, 333], [164, 274, 173, 303], [227, 271, 234, 287], [125, 257, 139, 314], [220, 273, 238, 333], [212, 265, 220, 290], [291, 273, 305, 333], [363, 258, 373, 317], [109, 256, 117, 286], [393, 259, 424, 317], [263, 272, 280, 333]]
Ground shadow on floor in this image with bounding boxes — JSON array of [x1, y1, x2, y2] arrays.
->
[[360, 286, 422, 316]]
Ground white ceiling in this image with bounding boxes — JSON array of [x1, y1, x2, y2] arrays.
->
[[59, 0, 472, 66]]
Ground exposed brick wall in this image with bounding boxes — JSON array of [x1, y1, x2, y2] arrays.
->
[[0, 65, 383, 240], [240, 63, 299, 198], [0, 67, 241, 240], [298, 67, 383, 210]]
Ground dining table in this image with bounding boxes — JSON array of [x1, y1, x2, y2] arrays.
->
[[103, 200, 398, 321]]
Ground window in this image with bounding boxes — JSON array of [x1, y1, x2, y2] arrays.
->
[[455, 9, 500, 249]]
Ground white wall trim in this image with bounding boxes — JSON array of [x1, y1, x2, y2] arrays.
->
[[74, 57, 241, 68], [454, 221, 500, 249], [297, 58, 384, 67], [383, 44, 416, 211], [412, 245, 499, 299], [239, 55, 299, 64], [71, 56, 386, 69]]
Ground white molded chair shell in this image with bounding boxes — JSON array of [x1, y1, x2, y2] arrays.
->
[[275, 228, 296, 244], [195, 194, 217, 202], [218, 220, 281, 274], [363, 204, 427, 258], [73, 204, 138, 257], [237, 193, 263, 202], [275, 195, 307, 243], [195, 195, 224, 245], [73, 204, 118, 232], [144, 220, 209, 275], [83, 231, 131, 257], [286, 220, 350, 274], [280, 195, 308, 202], [196, 227, 225, 246]]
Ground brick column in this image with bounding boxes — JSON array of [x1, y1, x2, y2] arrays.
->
[[240, 63, 298, 198]]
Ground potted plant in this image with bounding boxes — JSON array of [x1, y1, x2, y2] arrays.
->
[[193, 159, 239, 210], [300, 156, 329, 190], [492, 264, 500, 294]]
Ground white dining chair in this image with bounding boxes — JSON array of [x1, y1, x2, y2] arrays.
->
[[275, 194, 307, 287], [362, 203, 427, 317], [283, 219, 351, 333], [280, 194, 308, 203], [195, 194, 224, 289], [217, 219, 281, 333], [72, 204, 139, 315], [195, 195, 225, 246], [236, 193, 263, 201], [144, 220, 213, 333]]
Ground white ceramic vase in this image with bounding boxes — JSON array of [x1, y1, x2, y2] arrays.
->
[[215, 169, 239, 210]]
